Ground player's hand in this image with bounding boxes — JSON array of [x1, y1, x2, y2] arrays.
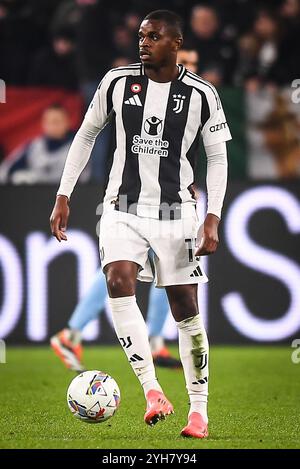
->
[[195, 213, 220, 256], [50, 195, 70, 242]]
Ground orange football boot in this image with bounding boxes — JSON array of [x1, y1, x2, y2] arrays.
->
[[181, 412, 208, 438], [144, 390, 174, 426], [152, 347, 182, 369], [50, 328, 85, 373]]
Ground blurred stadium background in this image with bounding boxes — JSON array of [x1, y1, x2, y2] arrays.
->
[[0, 0, 300, 347]]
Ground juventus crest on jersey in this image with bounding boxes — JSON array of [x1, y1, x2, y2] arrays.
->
[[85, 63, 231, 217]]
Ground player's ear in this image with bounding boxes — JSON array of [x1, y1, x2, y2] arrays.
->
[[175, 36, 183, 51]]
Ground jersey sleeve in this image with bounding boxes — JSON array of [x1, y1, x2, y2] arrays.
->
[[201, 87, 232, 147], [205, 141, 228, 219], [84, 70, 114, 129]]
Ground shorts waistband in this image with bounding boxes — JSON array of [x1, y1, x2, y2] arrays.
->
[[104, 201, 196, 220]]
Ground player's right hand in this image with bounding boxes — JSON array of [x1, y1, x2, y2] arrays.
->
[[50, 195, 70, 242], [195, 213, 219, 256]]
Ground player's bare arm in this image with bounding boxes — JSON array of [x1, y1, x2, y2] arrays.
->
[[50, 194, 69, 242]]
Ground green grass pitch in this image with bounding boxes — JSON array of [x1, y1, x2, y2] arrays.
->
[[0, 346, 299, 449]]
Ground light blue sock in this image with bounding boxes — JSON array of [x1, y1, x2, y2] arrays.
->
[[68, 268, 107, 331], [146, 284, 169, 337]]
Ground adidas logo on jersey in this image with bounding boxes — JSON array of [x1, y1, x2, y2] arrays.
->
[[124, 95, 142, 106], [190, 266, 203, 277]]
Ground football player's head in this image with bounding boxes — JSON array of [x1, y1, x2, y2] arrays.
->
[[139, 10, 183, 69]]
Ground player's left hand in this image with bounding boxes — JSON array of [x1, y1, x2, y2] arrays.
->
[[195, 213, 220, 256]]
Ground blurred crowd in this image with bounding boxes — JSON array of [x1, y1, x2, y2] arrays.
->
[[0, 0, 300, 182], [1, 0, 300, 92]]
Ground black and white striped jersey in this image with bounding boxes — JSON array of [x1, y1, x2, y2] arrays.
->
[[85, 63, 231, 214]]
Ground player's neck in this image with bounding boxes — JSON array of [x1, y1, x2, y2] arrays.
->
[[144, 63, 179, 83]]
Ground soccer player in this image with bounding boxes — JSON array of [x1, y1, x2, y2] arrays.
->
[[50, 270, 181, 372], [50, 10, 231, 438]]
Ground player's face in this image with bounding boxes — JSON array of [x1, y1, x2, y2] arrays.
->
[[139, 20, 180, 69]]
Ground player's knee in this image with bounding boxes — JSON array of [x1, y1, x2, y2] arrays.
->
[[170, 296, 198, 322], [106, 272, 135, 298]]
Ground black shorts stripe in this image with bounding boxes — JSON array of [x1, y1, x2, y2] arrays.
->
[[159, 81, 192, 205], [118, 76, 148, 204]]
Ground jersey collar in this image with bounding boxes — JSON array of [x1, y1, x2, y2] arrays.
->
[[140, 63, 186, 81]]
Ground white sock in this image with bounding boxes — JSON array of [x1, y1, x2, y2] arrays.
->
[[108, 295, 162, 397], [189, 400, 208, 423], [176, 315, 209, 423]]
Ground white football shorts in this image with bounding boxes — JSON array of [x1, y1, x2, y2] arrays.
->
[[99, 206, 208, 287]]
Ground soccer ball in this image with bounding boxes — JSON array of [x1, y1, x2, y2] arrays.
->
[[67, 370, 121, 423]]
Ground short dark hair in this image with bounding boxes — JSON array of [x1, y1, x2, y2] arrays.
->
[[143, 10, 183, 37]]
